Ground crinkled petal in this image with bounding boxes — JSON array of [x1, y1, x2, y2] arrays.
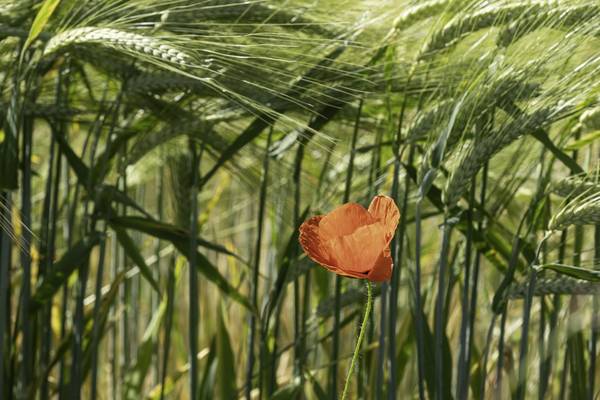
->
[[319, 203, 377, 240], [299, 215, 339, 271], [366, 247, 393, 282], [368, 195, 400, 244], [325, 222, 387, 273]]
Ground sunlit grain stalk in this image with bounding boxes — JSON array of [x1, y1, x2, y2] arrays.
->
[[559, 350, 569, 398], [119, 151, 133, 400], [58, 121, 86, 398], [130, 211, 142, 358], [291, 128, 307, 390], [246, 127, 273, 400], [73, 89, 121, 398], [566, 136, 588, 398], [300, 186, 313, 390], [70, 92, 114, 397], [40, 66, 68, 400], [434, 214, 453, 400], [387, 63, 420, 398], [491, 201, 529, 399], [567, 226, 588, 398], [0, 192, 12, 398], [466, 159, 488, 389], [151, 165, 164, 387], [90, 236, 108, 400], [19, 106, 34, 394], [510, 150, 551, 400], [70, 162, 97, 397], [159, 255, 176, 400], [493, 304, 509, 397], [108, 193, 120, 400], [456, 180, 475, 400], [187, 139, 201, 400], [478, 312, 498, 399], [494, 234, 524, 399], [376, 49, 399, 400], [590, 224, 600, 399], [40, 129, 62, 400], [267, 300, 283, 396], [388, 145, 413, 398], [539, 229, 567, 398], [538, 262, 548, 400], [516, 232, 551, 400], [413, 196, 427, 400], [368, 120, 385, 198], [38, 123, 55, 400]]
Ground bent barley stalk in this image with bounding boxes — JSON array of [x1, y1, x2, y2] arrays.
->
[[444, 102, 573, 205], [508, 277, 600, 299], [419, 1, 551, 57], [418, 74, 540, 181], [550, 193, 600, 231], [551, 173, 600, 198], [44, 27, 191, 66], [497, 4, 600, 47]]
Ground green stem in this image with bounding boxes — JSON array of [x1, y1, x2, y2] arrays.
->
[[341, 281, 373, 400]]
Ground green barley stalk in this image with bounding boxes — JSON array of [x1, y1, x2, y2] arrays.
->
[[549, 192, 600, 231], [44, 27, 192, 66], [444, 102, 574, 206], [0, 192, 12, 398], [590, 224, 600, 398], [419, 1, 554, 58], [187, 139, 201, 400], [246, 127, 273, 399], [497, 4, 600, 47], [551, 170, 600, 198]]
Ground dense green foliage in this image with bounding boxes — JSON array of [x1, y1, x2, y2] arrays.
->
[[0, 0, 599, 398]]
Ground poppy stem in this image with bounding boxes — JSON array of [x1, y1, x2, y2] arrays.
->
[[341, 280, 373, 400]]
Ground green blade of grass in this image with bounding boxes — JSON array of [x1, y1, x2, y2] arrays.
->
[[29, 233, 102, 313], [111, 225, 161, 294], [217, 302, 236, 400]]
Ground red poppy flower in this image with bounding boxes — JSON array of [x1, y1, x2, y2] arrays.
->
[[299, 195, 400, 282]]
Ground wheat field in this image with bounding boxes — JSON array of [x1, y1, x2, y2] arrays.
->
[[0, 0, 600, 399]]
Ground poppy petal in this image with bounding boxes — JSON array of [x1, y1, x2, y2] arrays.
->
[[366, 247, 393, 282], [299, 215, 339, 271], [319, 203, 377, 240], [325, 222, 387, 273], [299, 216, 365, 277], [368, 195, 400, 243]]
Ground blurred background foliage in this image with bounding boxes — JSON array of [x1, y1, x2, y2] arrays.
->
[[0, 0, 599, 399]]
